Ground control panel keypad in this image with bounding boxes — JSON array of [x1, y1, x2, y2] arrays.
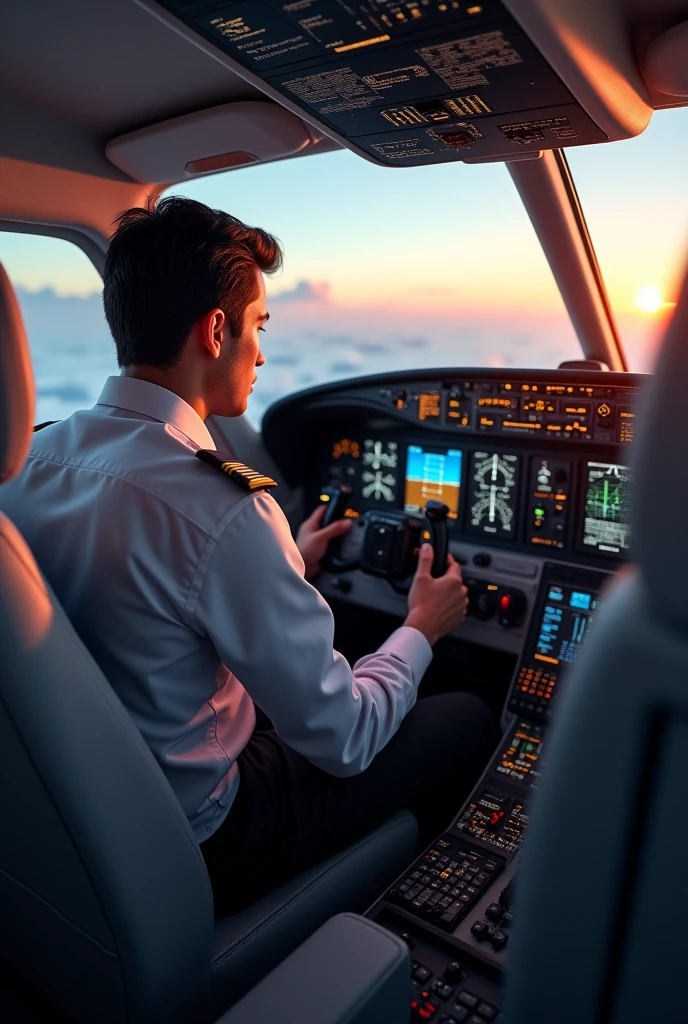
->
[[388, 836, 505, 931], [408, 956, 501, 1023], [508, 664, 556, 720]]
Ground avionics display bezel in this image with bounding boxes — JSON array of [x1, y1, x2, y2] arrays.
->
[[575, 459, 633, 557]]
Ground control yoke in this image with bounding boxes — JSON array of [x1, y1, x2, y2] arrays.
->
[[423, 499, 449, 578], [320, 482, 450, 585]]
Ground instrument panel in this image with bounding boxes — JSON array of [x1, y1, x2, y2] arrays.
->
[[298, 371, 642, 564], [262, 368, 645, 651], [321, 429, 634, 561]]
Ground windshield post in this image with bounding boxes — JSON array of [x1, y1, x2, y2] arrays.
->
[[508, 150, 627, 372]]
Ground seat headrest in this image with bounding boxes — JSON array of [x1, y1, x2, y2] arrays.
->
[[0, 262, 34, 483], [633, 263, 688, 623]]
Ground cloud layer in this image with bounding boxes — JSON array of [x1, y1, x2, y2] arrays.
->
[[16, 283, 660, 428]]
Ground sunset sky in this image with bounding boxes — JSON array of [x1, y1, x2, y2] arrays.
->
[[1, 105, 686, 401]]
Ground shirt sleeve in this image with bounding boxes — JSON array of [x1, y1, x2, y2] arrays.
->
[[187, 491, 433, 777]]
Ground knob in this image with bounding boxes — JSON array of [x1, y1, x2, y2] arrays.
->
[[485, 902, 504, 922], [466, 579, 499, 620], [498, 588, 527, 627], [444, 960, 462, 981], [473, 551, 491, 568], [490, 928, 509, 951], [471, 920, 490, 942], [401, 932, 415, 950]]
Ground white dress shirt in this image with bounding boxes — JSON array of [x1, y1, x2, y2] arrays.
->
[[0, 376, 432, 840]]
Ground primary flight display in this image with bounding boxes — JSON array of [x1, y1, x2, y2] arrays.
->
[[404, 445, 462, 520]]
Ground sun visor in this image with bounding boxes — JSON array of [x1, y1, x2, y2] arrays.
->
[[643, 21, 688, 99], [106, 101, 315, 183]]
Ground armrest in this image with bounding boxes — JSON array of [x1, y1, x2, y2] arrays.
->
[[215, 913, 410, 1024]]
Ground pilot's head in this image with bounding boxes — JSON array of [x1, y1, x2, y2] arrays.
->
[[103, 196, 283, 417]]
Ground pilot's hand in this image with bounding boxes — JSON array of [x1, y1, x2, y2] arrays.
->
[[296, 503, 351, 580], [404, 543, 469, 646]]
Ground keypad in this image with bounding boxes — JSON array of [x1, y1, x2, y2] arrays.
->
[[388, 837, 505, 931], [508, 664, 557, 719], [408, 960, 500, 1022]]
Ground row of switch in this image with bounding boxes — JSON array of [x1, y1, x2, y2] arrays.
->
[[471, 881, 516, 952], [409, 957, 500, 1023]]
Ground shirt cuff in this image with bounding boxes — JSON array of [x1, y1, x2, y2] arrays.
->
[[378, 626, 433, 686]]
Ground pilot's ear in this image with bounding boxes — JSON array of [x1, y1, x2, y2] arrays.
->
[[200, 308, 225, 359]]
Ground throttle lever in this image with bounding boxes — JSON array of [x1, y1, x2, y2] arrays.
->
[[423, 500, 450, 577]]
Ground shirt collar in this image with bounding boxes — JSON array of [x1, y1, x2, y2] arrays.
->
[[96, 376, 216, 451]]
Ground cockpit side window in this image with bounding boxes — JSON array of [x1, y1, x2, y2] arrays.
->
[[0, 231, 116, 424]]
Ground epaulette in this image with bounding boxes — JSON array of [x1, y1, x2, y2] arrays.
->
[[195, 449, 278, 491]]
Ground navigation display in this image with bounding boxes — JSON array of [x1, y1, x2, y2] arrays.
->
[[404, 445, 461, 521], [534, 584, 603, 667], [581, 461, 632, 554], [467, 450, 519, 538]]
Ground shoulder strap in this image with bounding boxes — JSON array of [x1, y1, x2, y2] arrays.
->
[[195, 449, 277, 492]]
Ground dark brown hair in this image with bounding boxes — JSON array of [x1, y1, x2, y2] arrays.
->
[[103, 196, 282, 367]]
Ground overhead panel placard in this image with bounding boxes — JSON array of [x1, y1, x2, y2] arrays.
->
[[159, 0, 608, 166]]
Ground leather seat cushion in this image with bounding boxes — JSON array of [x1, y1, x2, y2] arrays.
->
[[210, 810, 417, 1012], [0, 261, 34, 483]]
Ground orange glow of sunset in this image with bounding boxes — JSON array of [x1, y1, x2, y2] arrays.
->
[[634, 285, 675, 314]]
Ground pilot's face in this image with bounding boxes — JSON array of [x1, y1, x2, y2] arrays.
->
[[217, 267, 268, 417]]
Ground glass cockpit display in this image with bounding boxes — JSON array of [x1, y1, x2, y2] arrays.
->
[[509, 568, 610, 722], [534, 584, 603, 667], [324, 436, 399, 513], [404, 445, 462, 520], [581, 461, 632, 554], [360, 438, 399, 504], [496, 722, 544, 786], [467, 450, 520, 538]]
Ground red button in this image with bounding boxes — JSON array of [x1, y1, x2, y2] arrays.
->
[[500, 595, 510, 609]]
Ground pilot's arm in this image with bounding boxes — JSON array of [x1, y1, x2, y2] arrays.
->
[[187, 490, 434, 777]]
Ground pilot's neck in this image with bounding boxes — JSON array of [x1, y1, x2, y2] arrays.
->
[[121, 364, 210, 421]]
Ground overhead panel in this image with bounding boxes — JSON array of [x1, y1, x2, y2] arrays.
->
[[152, 0, 607, 167]]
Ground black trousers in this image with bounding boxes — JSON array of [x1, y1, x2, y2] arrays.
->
[[201, 692, 496, 915]]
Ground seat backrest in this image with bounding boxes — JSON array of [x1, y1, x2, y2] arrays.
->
[[0, 262, 214, 1024], [504, 267, 688, 1023]]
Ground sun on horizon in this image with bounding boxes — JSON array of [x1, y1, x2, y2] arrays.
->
[[634, 285, 675, 314]]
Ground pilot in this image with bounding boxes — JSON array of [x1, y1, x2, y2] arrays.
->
[[0, 197, 494, 914]]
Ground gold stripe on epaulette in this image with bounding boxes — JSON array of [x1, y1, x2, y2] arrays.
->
[[195, 449, 278, 491]]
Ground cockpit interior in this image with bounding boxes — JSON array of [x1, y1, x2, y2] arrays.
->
[[2, 1, 688, 1022]]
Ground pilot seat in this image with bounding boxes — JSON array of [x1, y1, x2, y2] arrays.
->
[[504, 266, 688, 1021], [0, 260, 418, 1024]]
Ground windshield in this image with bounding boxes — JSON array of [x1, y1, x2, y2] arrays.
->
[[166, 154, 580, 426], [3, 108, 684, 431]]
